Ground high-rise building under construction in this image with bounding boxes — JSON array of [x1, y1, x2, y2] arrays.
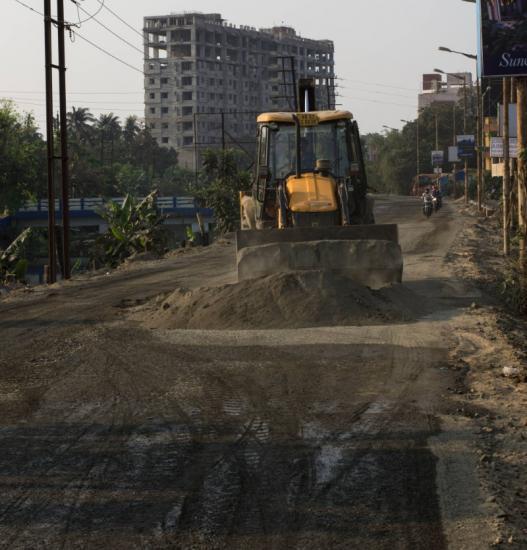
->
[[143, 13, 335, 168]]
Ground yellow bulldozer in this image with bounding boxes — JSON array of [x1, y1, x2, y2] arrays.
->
[[238, 109, 403, 288]]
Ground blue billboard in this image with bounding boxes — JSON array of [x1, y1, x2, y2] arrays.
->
[[478, 0, 527, 77]]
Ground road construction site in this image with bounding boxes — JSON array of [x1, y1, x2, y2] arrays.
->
[[0, 196, 525, 549]]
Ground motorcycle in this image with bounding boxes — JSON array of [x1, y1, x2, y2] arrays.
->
[[433, 195, 442, 212], [423, 200, 433, 218]]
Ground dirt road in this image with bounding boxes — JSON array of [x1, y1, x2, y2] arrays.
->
[[0, 197, 497, 549]]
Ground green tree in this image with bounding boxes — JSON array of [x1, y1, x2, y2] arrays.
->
[[194, 149, 251, 234], [365, 89, 478, 195], [0, 101, 46, 213]]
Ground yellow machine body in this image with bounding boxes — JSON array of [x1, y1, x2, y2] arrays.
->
[[285, 173, 338, 213]]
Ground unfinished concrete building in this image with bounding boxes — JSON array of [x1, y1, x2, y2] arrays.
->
[[144, 13, 336, 169]]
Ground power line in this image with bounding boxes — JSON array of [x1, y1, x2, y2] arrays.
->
[[12, 0, 143, 76], [346, 96, 416, 108], [341, 77, 419, 92], [0, 89, 143, 95], [70, 0, 105, 25], [4, 95, 144, 105], [6, 99, 144, 113], [338, 85, 416, 100], [73, 1, 143, 54], [96, 0, 144, 39], [72, 30, 144, 74], [13, 0, 44, 16]]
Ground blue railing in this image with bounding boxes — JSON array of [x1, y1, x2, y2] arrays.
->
[[17, 196, 199, 213]]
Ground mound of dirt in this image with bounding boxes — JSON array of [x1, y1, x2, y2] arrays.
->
[[142, 271, 421, 330]]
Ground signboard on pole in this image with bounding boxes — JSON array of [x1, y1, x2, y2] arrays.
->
[[457, 135, 476, 159], [490, 136, 519, 158], [448, 146, 460, 163], [498, 103, 518, 137], [431, 150, 444, 166], [478, 0, 527, 77]]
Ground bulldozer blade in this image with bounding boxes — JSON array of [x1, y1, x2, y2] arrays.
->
[[236, 224, 399, 251], [235, 225, 403, 288]]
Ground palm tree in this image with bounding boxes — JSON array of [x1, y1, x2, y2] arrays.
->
[[67, 106, 94, 143], [95, 113, 120, 166], [123, 116, 141, 145]]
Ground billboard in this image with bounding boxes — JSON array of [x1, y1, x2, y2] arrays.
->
[[457, 135, 476, 159], [498, 103, 518, 137], [431, 150, 444, 165], [478, 0, 527, 77], [490, 136, 519, 157], [448, 146, 460, 163]]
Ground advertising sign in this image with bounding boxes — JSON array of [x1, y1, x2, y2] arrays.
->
[[478, 0, 527, 77], [448, 146, 460, 163], [457, 135, 476, 159], [490, 136, 519, 157], [431, 150, 444, 166], [498, 103, 518, 137]]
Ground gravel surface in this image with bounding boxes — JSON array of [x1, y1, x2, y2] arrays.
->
[[0, 197, 519, 549]]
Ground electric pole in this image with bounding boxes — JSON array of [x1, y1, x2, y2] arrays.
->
[[43, 0, 71, 282], [476, 78, 483, 212], [503, 77, 511, 256], [57, 0, 71, 280], [44, 0, 57, 284], [517, 77, 527, 273]]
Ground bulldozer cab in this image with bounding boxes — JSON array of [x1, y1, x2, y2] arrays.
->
[[253, 111, 369, 227]]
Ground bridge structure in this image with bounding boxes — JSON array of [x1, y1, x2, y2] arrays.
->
[[0, 196, 215, 284], [0, 196, 214, 236]]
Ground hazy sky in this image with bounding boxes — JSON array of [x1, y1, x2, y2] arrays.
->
[[1, 0, 478, 134]]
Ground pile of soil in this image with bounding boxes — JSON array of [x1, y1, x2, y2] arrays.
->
[[143, 271, 421, 330]]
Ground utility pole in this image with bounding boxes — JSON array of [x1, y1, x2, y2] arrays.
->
[[44, 0, 57, 284], [463, 77, 469, 205], [43, 0, 71, 283], [221, 111, 225, 151], [517, 77, 527, 272], [511, 78, 517, 225], [57, 0, 71, 280], [452, 103, 457, 197], [435, 113, 439, 150], [476, 78, 483, 212], [503, 77, 511, 256], [417, 112, 420, 180]]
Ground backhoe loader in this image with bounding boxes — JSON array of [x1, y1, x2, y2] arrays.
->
[[237, 110, 403, 288]]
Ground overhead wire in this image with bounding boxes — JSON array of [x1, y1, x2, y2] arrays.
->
[[0, 90, 143, 95], [339, 77, 419, 92], [95, 0, 144, 38], [72, 1, 143, 54], [4, 95, 144, 105], [13, 0, 44, 16], [70, 0, 105, 25], [12, 0, 144, 75]]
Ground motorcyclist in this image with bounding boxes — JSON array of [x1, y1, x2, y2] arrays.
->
[[422, 188, 432, 204], [432, 184, 442, 208]]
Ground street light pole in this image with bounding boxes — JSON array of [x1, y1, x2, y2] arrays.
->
[[435, 68, 469, 203], [437, 49, 479, 205], [401, 116, 420, 191]]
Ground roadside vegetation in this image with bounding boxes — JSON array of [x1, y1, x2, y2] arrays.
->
[[0, 100, 253, 277], [0, 100, 191, 215], [364, 88, 478, 195]]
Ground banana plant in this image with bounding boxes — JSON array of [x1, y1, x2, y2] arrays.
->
[[95, 191, 167, 266], [0, 227, 32, 283]]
